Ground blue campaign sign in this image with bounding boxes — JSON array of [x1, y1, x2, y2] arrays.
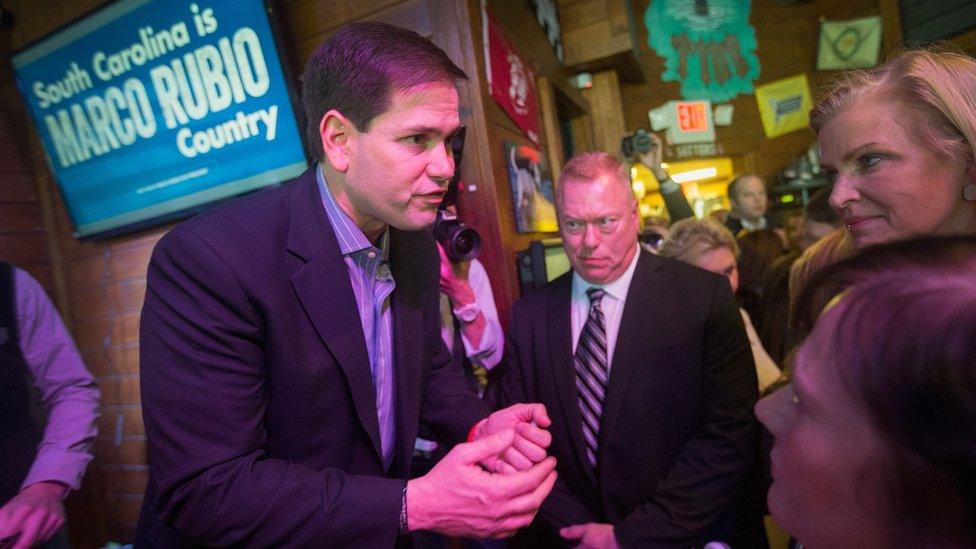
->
[[12, 0, 308, 238]]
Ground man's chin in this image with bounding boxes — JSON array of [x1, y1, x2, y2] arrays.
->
[[577, 267, 612, 285], [390, 213, 438, 232]]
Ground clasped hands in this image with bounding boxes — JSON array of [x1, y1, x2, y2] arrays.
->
[[406, 403, 557, 539]]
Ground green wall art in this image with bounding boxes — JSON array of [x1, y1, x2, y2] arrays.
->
[[645, 0, 761, 103]]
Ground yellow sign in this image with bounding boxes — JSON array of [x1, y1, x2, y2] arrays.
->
[[755, 74, 813, 138]]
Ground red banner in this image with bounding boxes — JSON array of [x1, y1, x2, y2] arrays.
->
[[484, 8, 540, 144]]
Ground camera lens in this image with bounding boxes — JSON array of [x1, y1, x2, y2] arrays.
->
[[433, 216, 482, 262], [447, 227, 481, 261], [454, 232, 472, 255]]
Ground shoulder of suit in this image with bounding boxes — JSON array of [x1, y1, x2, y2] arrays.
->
[[511, 270, 569, 312], [171, 171, 311, 233], [641, 252, 725, 288], [156, 171, 308, 259]]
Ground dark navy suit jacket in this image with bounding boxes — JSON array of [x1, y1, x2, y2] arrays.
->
[[498, 251, 759, 548], [136, 168, 488, 547]]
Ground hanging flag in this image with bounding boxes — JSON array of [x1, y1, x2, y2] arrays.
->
[[483, 2, 541, 144], [817, 16, 882, 70]]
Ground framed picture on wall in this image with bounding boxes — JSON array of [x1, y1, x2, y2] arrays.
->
[[504, 140, 558, 234]]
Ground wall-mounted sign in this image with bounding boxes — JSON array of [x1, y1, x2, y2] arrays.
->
[[529, 0, 564, 64], [668, 142, 725, 159], [817, 15, 882, 70], [483, 3, 541, 144], [644, 0, 761, 103], [11, 0, 306, 239], [677, 101, 709, 132], [713, 103, 734, 126], [755, 73, 813, 138], [649, 100, 716, 144], [505, 141, 557, 233]]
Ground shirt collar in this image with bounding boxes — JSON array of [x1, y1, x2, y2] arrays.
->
[[572, 243, 642, 302], [316, 163, 389, 258], [739, 215, 768, 232]]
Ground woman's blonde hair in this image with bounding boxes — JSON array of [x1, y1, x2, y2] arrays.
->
[[658, 217, 738, 262], [810, 48, 976, 170], [788, 228, 855, 335]]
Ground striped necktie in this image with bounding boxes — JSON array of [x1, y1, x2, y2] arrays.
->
[[574, 287, 608, 470]]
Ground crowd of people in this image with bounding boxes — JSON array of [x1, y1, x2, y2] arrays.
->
[[3, 20, 976, 549], [636, 47, 976, 548]]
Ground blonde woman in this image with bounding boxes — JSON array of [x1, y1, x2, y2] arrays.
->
[[813, 49, 976, 248], [659, 218, 781, 392]]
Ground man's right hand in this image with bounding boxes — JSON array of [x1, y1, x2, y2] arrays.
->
[[0, 481, 66, 549], [637, 132, 669, 182], [406, 429, 557, 538]]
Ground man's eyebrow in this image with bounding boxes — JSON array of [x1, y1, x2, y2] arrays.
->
[[402, 125, 461, 137]]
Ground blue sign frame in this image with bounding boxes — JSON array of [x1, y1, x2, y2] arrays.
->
[[12, 0, 308, 239]]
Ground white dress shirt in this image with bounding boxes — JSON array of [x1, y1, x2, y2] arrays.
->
[[570, 243, 641, 371]]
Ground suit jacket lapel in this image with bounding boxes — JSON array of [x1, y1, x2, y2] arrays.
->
[[601, 252, 665, 455], [546, 274, 598, 488], [286, 170, 384, 464], [389, 229, 425, 477]]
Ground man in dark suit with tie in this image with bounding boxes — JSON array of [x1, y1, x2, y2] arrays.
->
[[498, 152, 759, 548], [136, 22, 556, 548]]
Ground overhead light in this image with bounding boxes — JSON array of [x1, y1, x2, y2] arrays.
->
[[631, 179, 646, 199], [572, 72, 593, 89], [671, 167, 718, 183]]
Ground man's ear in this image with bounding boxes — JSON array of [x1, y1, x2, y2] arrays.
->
[[319, 110, 354, 173]]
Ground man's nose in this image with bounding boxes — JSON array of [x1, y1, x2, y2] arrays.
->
[[427, 141, 455, 182], [582, 224, 600, 248]]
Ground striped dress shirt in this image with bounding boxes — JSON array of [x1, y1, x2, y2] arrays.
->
[[316, 166, 397, 469]]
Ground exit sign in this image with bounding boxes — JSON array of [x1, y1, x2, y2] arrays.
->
[[677, 101, 710, 132], [648, 100, 716, 145]]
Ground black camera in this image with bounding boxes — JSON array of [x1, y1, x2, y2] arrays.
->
[[432, 127, 482, 262], [638, 229, 665, 252], [620, 128, 654, 159]]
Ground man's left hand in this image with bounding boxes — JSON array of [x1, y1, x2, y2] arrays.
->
[[560, 522, 618, 549], [473, 403, 552, 472], [0, 481, 67, 549]]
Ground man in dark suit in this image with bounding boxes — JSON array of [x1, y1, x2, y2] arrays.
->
[[136, 22, 556, 548], [725, 173, 772, 236], [498, 152, 759, 548]]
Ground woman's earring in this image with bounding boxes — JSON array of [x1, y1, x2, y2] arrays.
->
[[964, 183, 976, 202]]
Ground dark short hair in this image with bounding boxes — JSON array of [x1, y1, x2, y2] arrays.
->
[[800, 235, 976, 544], [727, 173, 762, 201], [805, 184, 840, 226], [301, 22, 468, 161]]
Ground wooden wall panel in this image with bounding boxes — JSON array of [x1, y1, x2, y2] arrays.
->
[[456, 0, 582, 324], [559, 0, 633, 66], [581, 70, 626, 155], [0, 171, 39, 202], [0, 18, 51, 288]]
